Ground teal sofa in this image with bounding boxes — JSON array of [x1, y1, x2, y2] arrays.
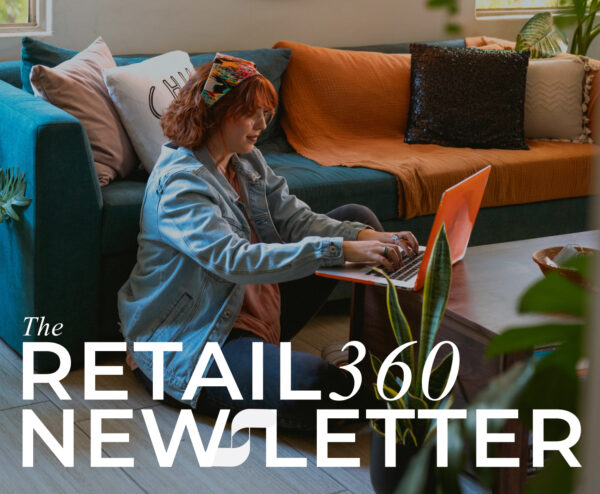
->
[[0, 39, 590, 370]]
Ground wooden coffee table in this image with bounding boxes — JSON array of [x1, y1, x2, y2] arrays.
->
[[349, 230, 598, 493]]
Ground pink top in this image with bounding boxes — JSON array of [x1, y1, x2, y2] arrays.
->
[[224, 164, 281, 345]]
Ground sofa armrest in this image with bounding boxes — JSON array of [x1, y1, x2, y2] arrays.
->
[[0, 81, 102, 370]]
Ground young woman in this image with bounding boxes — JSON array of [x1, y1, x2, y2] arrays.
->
[[118, 53, 418, 431]]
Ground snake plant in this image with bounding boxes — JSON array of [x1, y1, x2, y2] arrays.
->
[[370, 224, 455, 447], [0, 168, 32, 223], [396, 251, 591, 493]]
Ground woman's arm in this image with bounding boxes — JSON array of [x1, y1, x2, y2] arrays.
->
[[261, 156, 366, 243], [156, 169, 345, 284]]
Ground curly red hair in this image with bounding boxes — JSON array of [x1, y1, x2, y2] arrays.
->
[[161, 63, 278, 150]]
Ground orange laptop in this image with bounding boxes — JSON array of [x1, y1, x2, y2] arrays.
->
[[316, 165, 492, 291]]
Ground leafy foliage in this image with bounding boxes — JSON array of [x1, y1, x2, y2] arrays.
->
[[516, 12, 568, 57], [0, 168, 32, 222], [395, 247, 590, 493], [370, 225, 455, 447], [555, 0, 600, 55], [426, 0, 462, 34]]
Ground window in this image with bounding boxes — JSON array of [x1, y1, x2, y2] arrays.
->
[[0, 0, 51, 36], [476, 0, 571, 17], [477, 0, 562, 8], [0, 0, 32, 25]]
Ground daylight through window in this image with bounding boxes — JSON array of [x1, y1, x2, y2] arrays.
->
[[476, 0, 565, 9], [0, 0, 32, 25]]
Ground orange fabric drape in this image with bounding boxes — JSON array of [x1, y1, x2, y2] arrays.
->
[[274, 40, 596, 219]]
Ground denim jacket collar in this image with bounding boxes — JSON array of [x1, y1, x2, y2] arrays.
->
[[193, 147, 262, 202]]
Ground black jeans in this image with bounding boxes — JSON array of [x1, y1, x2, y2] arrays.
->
[[136, 204, 384, 431]]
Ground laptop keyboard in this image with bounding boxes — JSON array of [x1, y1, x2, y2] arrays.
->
[[367, 251, 425, 282]]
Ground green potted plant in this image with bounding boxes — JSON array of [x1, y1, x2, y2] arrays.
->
[[368, 225, 454, 494], [0, 167, 32, 223], [394, 253, 591, 493]]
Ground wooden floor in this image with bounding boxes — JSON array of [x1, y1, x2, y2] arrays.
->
[[0, 301, 376, 494]]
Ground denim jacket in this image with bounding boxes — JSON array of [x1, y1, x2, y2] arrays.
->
[[118, 144, 367, 406]]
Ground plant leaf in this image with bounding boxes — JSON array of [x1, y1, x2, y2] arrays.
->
[[562, 252, 593, 282], [518, 271, 586, 317], [0, 167, 32, 222], [402, 390, 431, 446], [402, 427, 418, 448], [416, 224, 452, 395], [369, 352, 403, 394], [424, 350, 455, 405], [423, 394, 455, 444], [373, 267, 416, 371], [516, 12, 568, 58], [522, 451, 575, 494], [370, 418, 386, 437], [395, 441, 436, 494], [486, 323, 583, 357]]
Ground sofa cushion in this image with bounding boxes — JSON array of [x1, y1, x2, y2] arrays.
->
[[264, 152, 398, 220], [525, 56, 595, 143], [338, 39, 466, 53], [405, 43, 530, 150], [21, 37, 154, 94], [101, 177, 148, 255], [103, 51, 194, 172], [21, 37, 291, 147], [0, 61, 22, 88], [29, 37, 139, 186]]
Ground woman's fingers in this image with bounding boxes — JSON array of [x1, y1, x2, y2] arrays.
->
[[385, 243, 403, 270], [389, 231, 419, 256], [404, 232, 419, 253], [378, 254, 394, 272]]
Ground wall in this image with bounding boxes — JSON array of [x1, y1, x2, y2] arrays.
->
[[0, 0, 535, 61]]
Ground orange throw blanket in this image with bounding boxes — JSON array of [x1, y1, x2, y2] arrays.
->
[[273, 40, 596, 219]]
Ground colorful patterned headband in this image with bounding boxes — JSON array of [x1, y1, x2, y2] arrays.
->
[[201, 53, 260, 106]]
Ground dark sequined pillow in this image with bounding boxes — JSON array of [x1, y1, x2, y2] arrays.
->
[[405, 44, 530, 150]]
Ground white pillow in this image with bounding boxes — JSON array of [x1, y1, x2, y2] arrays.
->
[[524, 55, 595, 143], [103, 51, 194, 171]]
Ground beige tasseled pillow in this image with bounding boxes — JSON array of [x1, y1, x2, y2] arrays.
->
[[524, 55, 596, 143], [30, 37, 138, 186]]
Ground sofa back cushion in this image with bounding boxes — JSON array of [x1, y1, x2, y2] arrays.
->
[[0, 61, 22, 88], [405, 43, 530, 150], [337, 39, 466, 53], [21, 37, 154, 94], [30, 37, 139, 186], [525, 55, 595, 143], [273, 40, 412, 143], [103, 51, 194, 172]]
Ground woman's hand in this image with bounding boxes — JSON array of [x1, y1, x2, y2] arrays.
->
[[342, 240, 406, 272], [356, 229, 419, 258]]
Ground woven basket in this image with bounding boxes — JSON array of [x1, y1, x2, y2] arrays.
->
[[532, 246, 597, 286]]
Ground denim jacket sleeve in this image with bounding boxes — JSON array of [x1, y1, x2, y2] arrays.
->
[[258, 152, 367, 243], [157, 167, 345, 284]]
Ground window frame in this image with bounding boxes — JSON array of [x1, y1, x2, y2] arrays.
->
[[0, 0, 52, 38], [475, 0, 573, 18], [477, 7, 570, 19]]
